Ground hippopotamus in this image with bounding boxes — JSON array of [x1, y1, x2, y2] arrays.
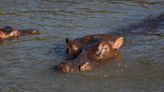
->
[[65, 34, 122, 60], [57, 35, 124, 73], [0, 26, 39, 39]]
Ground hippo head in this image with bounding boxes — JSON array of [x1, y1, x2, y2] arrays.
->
[[80, 36, 124, 71], [65, 38, 82, 60], [95, 36, 124, 60]]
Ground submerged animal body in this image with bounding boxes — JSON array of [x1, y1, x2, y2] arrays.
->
[[0, 26, 39, 39], [58, 36, 124, 73]]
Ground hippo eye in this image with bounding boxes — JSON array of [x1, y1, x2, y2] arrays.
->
[[114, 48, 118, 51], [104, 47, 109, 50]]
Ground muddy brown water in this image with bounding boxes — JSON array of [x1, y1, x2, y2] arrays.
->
[[0, 0, 164, 92]]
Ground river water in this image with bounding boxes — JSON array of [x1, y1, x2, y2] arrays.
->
[[0, 0, 164, 92]]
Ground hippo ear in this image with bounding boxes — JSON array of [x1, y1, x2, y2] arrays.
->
[[65, 38, 79, 51], [66, 38, 74, 44], [66, 38, 70, 44], [66, 38, 72, 48], [112, 37, 124, 49]]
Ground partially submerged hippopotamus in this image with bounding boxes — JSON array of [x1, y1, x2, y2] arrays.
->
[[56, 34, 124, 73], [0, 26, 39, 39], [65, 34, 122, 60]]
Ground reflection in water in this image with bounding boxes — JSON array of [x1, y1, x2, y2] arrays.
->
[[0, 0, 164, 92]]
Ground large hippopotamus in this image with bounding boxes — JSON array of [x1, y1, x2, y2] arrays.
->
[[56, 34, 124, 73], [0, 26, 39, 39], [65, 34, 122, 60]]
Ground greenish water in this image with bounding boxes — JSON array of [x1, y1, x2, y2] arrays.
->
[[0, 0, 164, 92]]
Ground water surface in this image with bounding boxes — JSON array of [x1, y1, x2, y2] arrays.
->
[[0, 0, 164, 92]]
